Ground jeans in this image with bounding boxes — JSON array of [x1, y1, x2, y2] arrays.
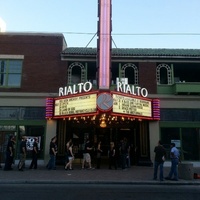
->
[[4, 152, 14, 170], [29, 154, 38, 169], [47, 154, 56, 170], [109, 156, 117, 169], [168, 158, 179, 180], [18, 153, 26, 170], [154, 161, 164, 180], [121, 154, 126, 169]]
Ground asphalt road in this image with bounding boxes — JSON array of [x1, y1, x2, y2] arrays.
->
[[0, 184, 200, 200]]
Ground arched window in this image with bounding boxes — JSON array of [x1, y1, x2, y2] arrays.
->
[[121, 63, 138, 85], [156, 64, 172, 85], [68, 62, 86, 84]]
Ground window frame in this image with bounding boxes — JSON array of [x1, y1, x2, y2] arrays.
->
[[0, 57, 23, 88]]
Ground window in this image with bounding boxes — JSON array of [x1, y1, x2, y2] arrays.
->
[[160, 127, 200, 161], [156, 64, 172, 85], [121, 63, 138, 85], [182, 128, 200, 160], [68, 62, 86, 84], [0, 59, 23, 87], [173, 63, 200, 82], [18, 125, 45, 159], [160, 127, 180, 160], [160, 108, 200, 121], [0, 107, 46, 120]]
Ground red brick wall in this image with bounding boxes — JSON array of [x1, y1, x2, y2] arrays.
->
[[138, 62, 157, 94], [0, 33, 68, 93]]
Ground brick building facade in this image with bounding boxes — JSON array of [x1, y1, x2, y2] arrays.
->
[[1, 32, 200, 166]]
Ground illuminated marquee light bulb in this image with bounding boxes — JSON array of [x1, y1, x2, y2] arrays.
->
[[100, 119, 107, 128]]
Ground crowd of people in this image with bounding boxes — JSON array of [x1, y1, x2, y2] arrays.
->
[[2, 135, 39, 171], [1, 134, 132, 171], [65, 136, 131, 171], [1, 134, 181, 182]]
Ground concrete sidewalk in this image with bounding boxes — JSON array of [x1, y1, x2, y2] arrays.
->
[[0, 164, 200, 185]]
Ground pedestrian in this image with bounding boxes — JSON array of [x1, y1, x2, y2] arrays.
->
[[108, 142, 117, 170], [18, 136, 27, 171], [120, 138, 128, 170], [82, 137, 93, 169], [4, 135, 16, 171], [64, 141, 74, 170], [47, 136, 57, 170], [124, 138, 131, 168], [153, 140, 166, 181], [64, 139, 72, 168], [29, 137, 39, 169], [96, 141, 103, 169], [165, 143, 180, 181]]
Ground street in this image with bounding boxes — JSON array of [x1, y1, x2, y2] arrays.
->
[[0, 184, 199, 200]]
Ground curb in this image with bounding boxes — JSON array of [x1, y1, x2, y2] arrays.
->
[[1, 180, 200, 185]]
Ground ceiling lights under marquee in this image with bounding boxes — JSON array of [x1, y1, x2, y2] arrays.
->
[[58, 112, 148, 128]]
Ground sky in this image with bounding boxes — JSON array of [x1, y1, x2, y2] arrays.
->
[[0, 0, 200, 49]]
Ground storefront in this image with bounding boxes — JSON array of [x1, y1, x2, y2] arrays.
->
[[46, 80, 160, 166], [0, 106, 46, 163]]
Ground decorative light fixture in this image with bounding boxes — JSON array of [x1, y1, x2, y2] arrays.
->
[[100, 119, 107, 128]]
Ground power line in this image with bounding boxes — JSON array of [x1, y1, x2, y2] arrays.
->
[[62, 31, 200, 36], [7, 30, 200, 36], [112, 33, 200, 36]]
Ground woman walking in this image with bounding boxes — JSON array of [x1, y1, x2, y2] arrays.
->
[[64, 141, 74, 170]]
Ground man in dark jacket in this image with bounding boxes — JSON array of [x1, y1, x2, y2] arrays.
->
[[4, 135, 15, 171], [153, 140, 166, 181], [47, 136, 57, 170]]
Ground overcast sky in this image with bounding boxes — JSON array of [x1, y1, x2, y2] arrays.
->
[[1, 0, 200, 49]]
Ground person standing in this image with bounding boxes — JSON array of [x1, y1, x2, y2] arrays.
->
[[4, 135, 16, 171], [108, 142, 117, 170], [47, 136, 57, 170], [120, 138, 127, 170], [153, 140, 166, 181], [124, 138, 131, 168], [18, 136, 27, 171], [165, 143, 180, 181], [82, 138, 93, 169], [96, 141, 103, 169], [29, 137, 39, 169]]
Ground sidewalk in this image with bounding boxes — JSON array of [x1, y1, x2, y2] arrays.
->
[[1, 164, 200, 185]]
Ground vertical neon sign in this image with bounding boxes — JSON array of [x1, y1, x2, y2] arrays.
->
[[98, 0, 111, 90]]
